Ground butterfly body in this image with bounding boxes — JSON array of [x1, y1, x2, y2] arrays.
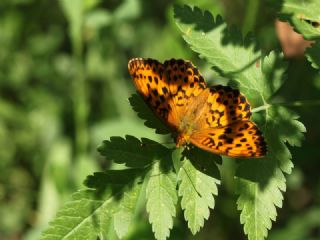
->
[[175, 88, 210, 146], [128, 58, 267, 158]]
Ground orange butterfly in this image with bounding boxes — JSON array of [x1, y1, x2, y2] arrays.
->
[[128, 58, 267, 158]]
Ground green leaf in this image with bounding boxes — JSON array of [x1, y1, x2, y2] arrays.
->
[[305, 41, 320, 69], [40, 169, 143, 240], [236, 105, 305, 240], [235, 105, 306, 240], [236, 159, 286, 240], [174, 5, 287, 106], [129, 94, 171, 134], [174, 5, 306, 239], [178, 148, 220, 234], [146, 159, 177, 240], [271, 0, 320, 40], [97, 135, 169, 168]]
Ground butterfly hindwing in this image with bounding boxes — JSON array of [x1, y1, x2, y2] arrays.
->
[[190, 121, 267, 158], [194, 85, 252, 129]]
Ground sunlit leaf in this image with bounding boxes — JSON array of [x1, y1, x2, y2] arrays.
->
[[178, 149, 220, 234], [40, 169, 143, 240], [146, 160, 177, 240]]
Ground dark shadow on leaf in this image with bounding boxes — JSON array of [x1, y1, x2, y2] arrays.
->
[[173, 4, 221, 32], [84, 168, 144, 198], [236, 158, 277, 190], [263, 52, 288, 98], [220, 25, 260, 52], [83, 168, 145, 231], [129, 94, 171, 134], [182, 147, 221, 179], [98, 135, 170, 168]]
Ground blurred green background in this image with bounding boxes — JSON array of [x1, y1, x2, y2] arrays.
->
[[0, 0, 319, 239]]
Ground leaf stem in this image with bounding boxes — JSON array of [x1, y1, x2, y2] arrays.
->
[[251, 104, 271, 113]]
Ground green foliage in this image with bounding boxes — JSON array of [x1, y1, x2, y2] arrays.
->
[[129, 94, 170, 134], [174, 5, 287, 106], [1, 1, 318, 240], [305, 42, 320, 69], [236, 159, 286, 240], [97, 135, 166, 168], [146, 160, 177, 240], [174, 4, 306, 240], [41, 133, 222, 240], [41, 169, 143, 240], [272, 0, 320, 40], [269, 207, 320, 240], [270, 0, 320, 71], [178, 148, 220, 234]]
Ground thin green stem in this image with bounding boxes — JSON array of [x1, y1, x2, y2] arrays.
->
[[252, 104, 271, 113]]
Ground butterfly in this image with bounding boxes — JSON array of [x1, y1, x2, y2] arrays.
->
[[128, 58, 267, 158]]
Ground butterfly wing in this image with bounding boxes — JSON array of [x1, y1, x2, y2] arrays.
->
[[190, 85, 266, 158], [163, 59, 206, 119], [193, 85, 252, 129], [128, 58, 206, 130], [190, 121, 267, 158], [128, 58, 178, 129]]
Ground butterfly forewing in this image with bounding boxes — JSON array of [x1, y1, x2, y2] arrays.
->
[[128, 58, 179, 129], [164, 59, 206, 119]]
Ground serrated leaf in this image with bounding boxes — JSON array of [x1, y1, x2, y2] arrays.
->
[[264, 106, 306, 173], [97, 135, 169, 168], [40, 190, 115, 240], [235, 105, 306, 240], [174, 5, 305, 240], [305, 41, 320, 69], [146, 160, 177, 240], [40, 169, 143, 240], [271, 0, 320, 40], [235, 106, 305, 240], [174, 5, 288, 106], [236, 159, 286, 240], [178, 148, 220, 235], [129, 94, 171, 134], [84, 168, 143, 190]]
